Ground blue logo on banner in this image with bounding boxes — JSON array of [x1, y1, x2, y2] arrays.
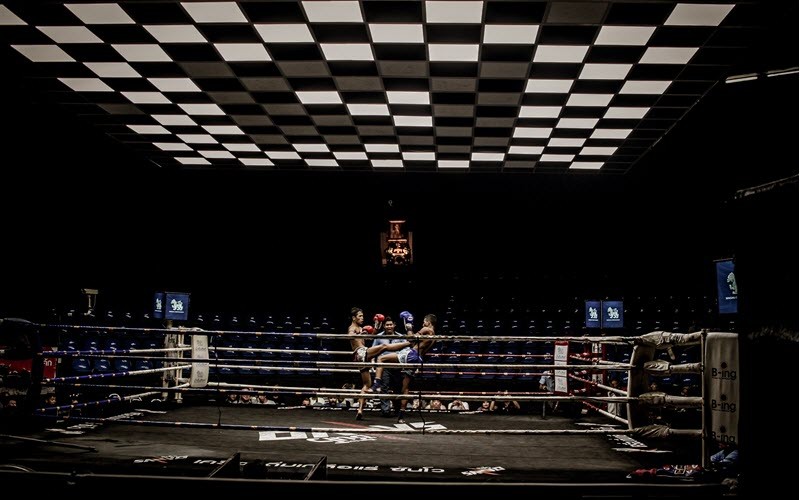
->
[[601, 300, 624, 328], [153, 292, 165, 319], [164, 292, 190, 321], [715, 260, 738, 314], [585, 300, 601, 328]]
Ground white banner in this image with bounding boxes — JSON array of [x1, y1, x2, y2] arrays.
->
[[705, 332, 739, 446], [190, 335, 209, 388], [554, 341, 569, 394]]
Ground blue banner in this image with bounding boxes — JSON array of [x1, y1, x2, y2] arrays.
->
[[601, 300, 624, 328], [715, 259, 738, 314], [585, 300, 601, 329], [153, 292, 165, 319], [165, 292, 191, 321]]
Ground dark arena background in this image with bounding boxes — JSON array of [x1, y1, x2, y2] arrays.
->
[[0, 1, 796, 498]]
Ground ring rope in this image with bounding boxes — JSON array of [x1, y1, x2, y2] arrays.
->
[[45, 415, 646, 435], [568, 373, 627, 396], [43, 323, 635, 344], [44, 364, 192, 384]]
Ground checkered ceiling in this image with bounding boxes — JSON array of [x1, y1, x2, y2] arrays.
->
[[0, 1, 763, 173]]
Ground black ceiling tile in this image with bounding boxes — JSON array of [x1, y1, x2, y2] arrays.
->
[[646, 107, 685, 120], [341, 91, 386, 103], [62, 43, 125, 62], [228, 62, 282, 77], [628, 128, 661, 139], [656, 94, 698, 107], [162, 43, 221, 62], [426, 25, 482, 44], [328, 61, 379, 76], [477, 92, 521, 106], [429, 62, 478, 78], [398, 135, 435, 146], [377, 61, 428, 77], [123, 2, 193, 24], [231, 115, 273, 127], [250, 134, 288, 144], [665, 80, 713, 95], [279, 125, 317, 135], [478, 78, 525, 92], [476, 106, 519, 117], [136, 103, 184, 115], [537, 25, 598, 45], [219, 103, 264, 115], [474, 127, 512, 137], [434, 126, 474, 137], [359, 125, 396, 135], [626, 64, 684, 80], [609, 94, 660, 107], [241, 76, 291, 91], [716, 3, 764, 27], [335, 76, 384, 91], [546, 2, 608, 24], [363, 1, 424, 23], [389, 104, 432, 116], [288, 77, 337, 91], [480, 62, 530, 78], [437, 137, 472, 146], [277, 61, 330, 77], [515, 118, 557, 128], [529, 63, 582, 79], [104, 77, 157, 92], [434, 116, 473, 127], [240, 2, 307, 22], [430, 77, 476, 92], [549, 128, 590, 138], [604, 3, 673, 25], [352, 115, 393, 126], [165, 93, 213, 104], [197, 24, 262, 43], [692, 47, 742, 65], [596, 118, 638, 128], [436, 145, 471, 153], [193, 77, 246, 92], [0, 26, 51, 45], [193, 115, 236, 126], [707, 27, 761, 48], [261, 103, 305, 115], [585, 46, 645, 64], [480, 45, 535, 62], [133, 62, 188, 77], [570, 80, 624, 93], [250, 91, 299, 104], [432, 92, 475, 105], [8, 3, 80, 25], [267, 43, 323, 60], [560, 107, 605, 119], [472, 133, 509, 147], [434, 104, 476, 117], [324, 135, 361, 144], [382, 78, 429, 91], [373, 44, 427, 61], [317, 125, 358, 135], [485, 2, 546, 23], [475, 117, 515, 127], [304, 104, 348, 115], [311, 24, 371, 43], [90, 25, 157, 44], [649, 26, 715, 48], [520, 93, 568, 106]]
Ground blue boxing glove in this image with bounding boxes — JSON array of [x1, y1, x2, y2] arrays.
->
[[399, 310, 414, 332]]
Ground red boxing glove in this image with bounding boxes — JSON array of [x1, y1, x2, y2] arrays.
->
[[363, 325, 375, 334], [373, 313, 385, 323]]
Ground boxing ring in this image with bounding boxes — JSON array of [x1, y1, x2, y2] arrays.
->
[[0, 320, 738, 496]]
